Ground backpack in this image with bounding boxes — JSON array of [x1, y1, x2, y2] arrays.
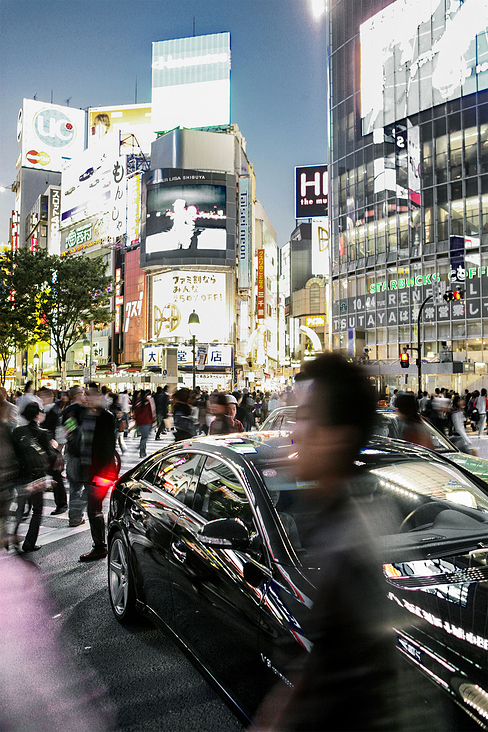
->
[[13, 427, 50, 482]]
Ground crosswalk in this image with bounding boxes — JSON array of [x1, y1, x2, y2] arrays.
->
[[11, 427, 176, 551]]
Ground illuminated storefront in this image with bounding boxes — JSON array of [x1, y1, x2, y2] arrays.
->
[[329, 0, 488, 390]]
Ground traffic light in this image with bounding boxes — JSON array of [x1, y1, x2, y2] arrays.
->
[[400, 351, 409, 369], [444, 288, 465, 302]]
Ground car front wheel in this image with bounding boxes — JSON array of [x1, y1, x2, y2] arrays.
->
[[108, 531, 137, 623]]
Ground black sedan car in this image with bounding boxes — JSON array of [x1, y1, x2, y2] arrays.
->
[[261, 405, 488, 484], [107, 433, 488, 728]]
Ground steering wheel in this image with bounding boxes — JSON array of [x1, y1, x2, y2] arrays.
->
[[399, 502, 445, 533]]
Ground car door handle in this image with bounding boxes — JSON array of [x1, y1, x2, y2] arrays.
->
[[171, 541, 187, 564]]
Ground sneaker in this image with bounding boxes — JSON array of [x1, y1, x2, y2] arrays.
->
[[69, 518, 86, 527], [79, 547, 107, 562], [51, 506, 68, 515]]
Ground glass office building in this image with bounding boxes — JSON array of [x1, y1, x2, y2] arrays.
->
[[329, 0, 488, 391]]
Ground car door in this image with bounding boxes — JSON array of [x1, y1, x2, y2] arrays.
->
[[126, 451, 203, 628], [170, 454, 270, 715]]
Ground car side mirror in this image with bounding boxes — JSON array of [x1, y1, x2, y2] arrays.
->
[[199, 518, 250, 549]]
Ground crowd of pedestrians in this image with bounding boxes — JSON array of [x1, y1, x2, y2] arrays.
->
[[388, 385, 488, 453], [0, 379, 298, 561]]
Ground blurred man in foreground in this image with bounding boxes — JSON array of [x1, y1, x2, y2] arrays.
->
[[254, 353, 435, 731]]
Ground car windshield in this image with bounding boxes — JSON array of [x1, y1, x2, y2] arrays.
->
[[373, 412, 454, 453], [257, 451, 488, 564]]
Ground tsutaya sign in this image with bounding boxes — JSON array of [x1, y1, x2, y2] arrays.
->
[[370, 267, 488, 294]]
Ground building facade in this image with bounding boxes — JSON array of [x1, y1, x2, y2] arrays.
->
[[329, 0, 488, 394]]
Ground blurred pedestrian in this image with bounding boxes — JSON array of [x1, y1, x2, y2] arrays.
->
[[451, 394, 472, 453], [172, 388, 194, 441], [38, 388, 68, 515], [79, 386, 118, 562], [0, 387, 19, 429], [62, 386, 87, 527], [118, 389, 130, 438], [0, 422, 17, 550], [254, 353, 398, 731], [225, 394, 244, 432], [154, 385, 169, 440], [208, 393, 234, 435], [268, 392, 280, 414], [133, 389, 155, 458], [11, 402, 54, 553], [476, 388, 487, 438], [15, 381, 42, 426], [396, 393, 434, 449]]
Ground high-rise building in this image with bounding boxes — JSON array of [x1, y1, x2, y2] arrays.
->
[[329, 0, 488, 393]]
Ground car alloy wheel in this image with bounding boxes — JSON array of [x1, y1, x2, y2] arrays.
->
[[108, 531, 137, 623]]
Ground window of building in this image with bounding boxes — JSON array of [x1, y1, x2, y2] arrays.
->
[[481, 176, 488, 233], [435, 129, 448, 184], [437, 185, 448, 240], [479, 104, 488, 175]]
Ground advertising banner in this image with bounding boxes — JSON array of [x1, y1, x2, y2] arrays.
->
[[48, 187, 61, 254], [123, 249, 146, 363], [295, 165, 328, 219], [238, 176, 251, 289], [142, 168, 232, 265], [88, 104, 155, 153], [360, 0, 488, 134], [127, 173, 142, 246], [257, 249, 265, 319], [143, 344, 232, 370], [19, 99, 85, 173], [152, 270, 228, 342], [151, 32, 231, 133], [61, 137, 126, 246], [311, 217, 329, 277]]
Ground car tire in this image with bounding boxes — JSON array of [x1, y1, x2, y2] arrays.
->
[[108, 530, 138, 623]]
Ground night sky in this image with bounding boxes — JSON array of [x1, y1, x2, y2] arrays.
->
[[0, 0, 327, 248]]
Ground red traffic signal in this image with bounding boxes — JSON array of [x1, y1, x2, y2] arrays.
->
[[444, 289, 464, 302], [400, 351, 409, 369]]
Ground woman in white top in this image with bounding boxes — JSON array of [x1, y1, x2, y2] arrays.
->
[[451, 395, 472, 452], [268, 392, 280, 414], [476, 388, 487, 438]]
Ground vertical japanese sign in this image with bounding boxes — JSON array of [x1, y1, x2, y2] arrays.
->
[[114, 268, 123, 334], [109, 157, 126, 239], [49, 187, 61, 254], [127, 173, 141, 246], [238, 176, 251, 289], [257, 249, 265, 320], [10, 211, 19, 250]]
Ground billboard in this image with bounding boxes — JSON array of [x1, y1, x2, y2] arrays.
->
[[18, 99, 85, 173], [60, 137, 126, 246], [123, 249, 146, 362], [295, 165, 328, 219], [151, 32, 231, 132], [142, 168, 234, 266], [360, 0, 488, 135], [152, 270, 228, 343], [127, 173, 142, 247], [311, 217, 330, 277], [88, 104, 155, 153], [257, 249, 265, 319], [238, 176, 251, 289]]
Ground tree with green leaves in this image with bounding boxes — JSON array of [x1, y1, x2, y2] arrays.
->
[[0, 249, 49, 386], [36, 252, 115, 369]]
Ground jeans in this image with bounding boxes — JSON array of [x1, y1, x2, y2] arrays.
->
[[15, 488, 43, 548], [155, 412, 167, 438], [66, 454, 88, 522], [87, 482, 106, 550], [478, 413, 487, 437], [138, 423, 151, 457]]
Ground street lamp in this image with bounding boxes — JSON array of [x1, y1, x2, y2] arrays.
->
[[83, 339, 90, 366], [188, 310, 200, 391], [33, 352, 40, 392]]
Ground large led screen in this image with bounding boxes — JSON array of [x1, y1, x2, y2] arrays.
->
[[142, 168, 231, 265], [88, 104, 155, 154], [151, 33, 231, 132], [360, 0, 488, 135]]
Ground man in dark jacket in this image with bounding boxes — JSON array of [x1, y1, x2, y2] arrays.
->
[[62, 386, 88, 527], [154, 385, 169, 439], [79, 386, 118, 562]]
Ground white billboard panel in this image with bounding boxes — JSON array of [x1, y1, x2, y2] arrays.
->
[[311, 217, 330, 277], [152, 270, 228, 343], [88, 104, 156, 153], [19, 99, 85, 172], [360, 0, 488, 134], [151, 33, 231, 132]]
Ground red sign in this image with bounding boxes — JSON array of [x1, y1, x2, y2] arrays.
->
[[257, 249, 265, 320], [123, 249, 146, 364], [114, 268, 123, 334]]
